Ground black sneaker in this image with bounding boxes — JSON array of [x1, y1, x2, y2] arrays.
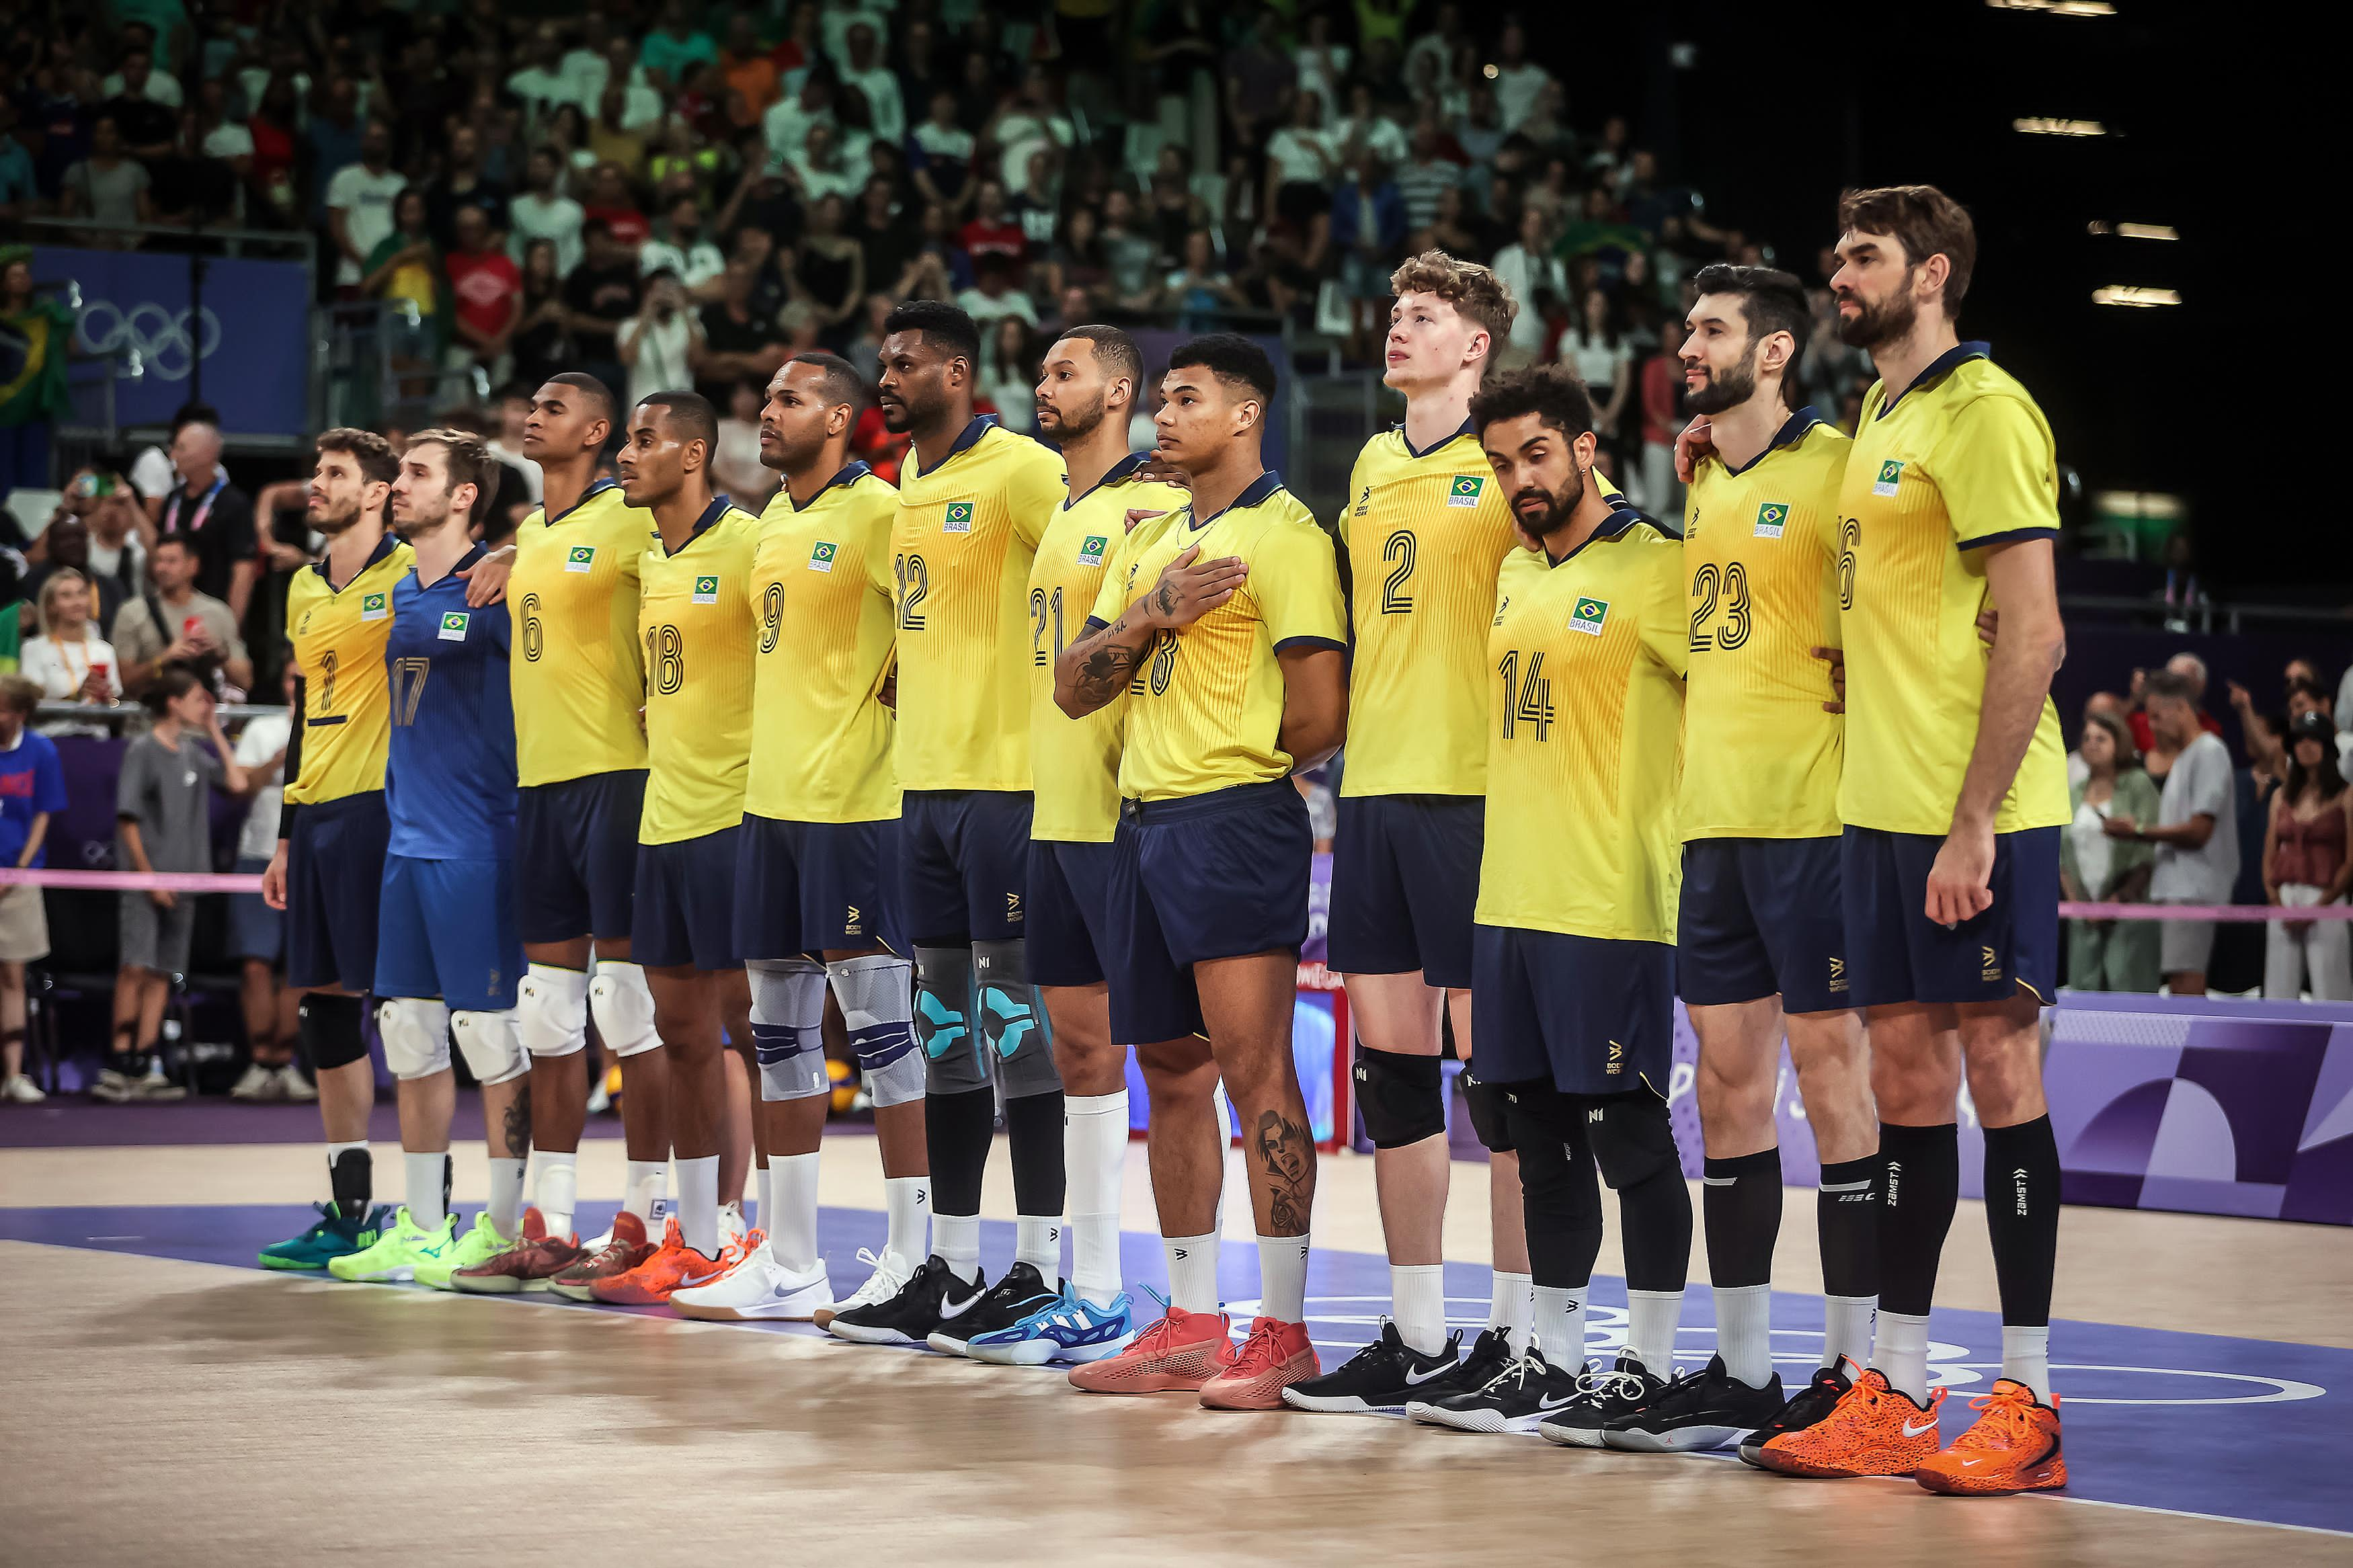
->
[[1600, 1354, 1785, 1452], [1281, 1320, 1461, 1413], [827, 1255, 985, 1346], [1738, 1358, 1854, 1468], [1537, 1354, 1670, 1448], [1412, 1347, 1586, 1434], [1401, 1326, 1517, 1417], [926, 1261, 1057, 1356]]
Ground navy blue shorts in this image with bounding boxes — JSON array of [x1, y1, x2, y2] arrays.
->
[[1027, 839, 1116, 989], [634, 827, 743, 972], [734, 814, 902, 960], [900, 790, 1032, 946], [374, 855, 524, 1011], [516, 770, 647, 946], [1326, 794, 1483, 989], [1105, 780, 1312, 1045], [1678, 836, 1851, 1014], [1841, 825, 2061, 1008], [1470, 924, 1676, 1096], [227, 854, 284, 964], [286, 791, 390, 993]]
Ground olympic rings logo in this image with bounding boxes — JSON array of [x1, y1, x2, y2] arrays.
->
[[73, 298, 224, 382]]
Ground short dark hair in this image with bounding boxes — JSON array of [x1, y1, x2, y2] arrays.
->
[[143, 663, 204, 716], [1468, 364, 1597, 442], [2143, 668, 2199, 708], [543, 371, 614, 423], [1838, 184, 1978, 313], [315, 426, 400, 487], [169, 401, 220, 435], [881, 298, 981, 368], [787, 351, 865, 410], [151, 534, 198, 560], [1689, 263, 1810, 394], [581, 215, 613, 241], [637, 389, 719, 450], [1058, 324, 1143, 391], [1166, 332, 1276, 405]]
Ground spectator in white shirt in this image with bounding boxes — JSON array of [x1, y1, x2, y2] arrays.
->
[[325, 120, 405, 290], [711, 380, 779, 507], [910, 89, 977, 212], [1491, 206, 1567, 359], [639, 194, 729, 298], [1488, 22, 1555, 133], [838, 22, 905, 145], [1266, 91, 1338, 203], [764, 75, 838, 167], [103, 48, 184, 109], [822, 0, 891, 74], [22, 571, 124, 733], [560, 15, 618, 107], [508, 145, 586, 274], [787, 120, 865, 205], [617, 271, 703, 411], [1334, 83, 1409, 169], [1293, 12, 1351, 125], [506, 25, 580, 127], [957, 254, 1041, 332]]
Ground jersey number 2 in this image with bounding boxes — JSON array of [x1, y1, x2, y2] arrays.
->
[[1380, 528, 1417, 614]]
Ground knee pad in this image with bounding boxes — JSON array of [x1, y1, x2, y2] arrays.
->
[[975, 939, 1060, 1100], [298, 992, 369, 1071], [1582, 1090, 1680, 1191], [452, 1009, 529, 1086], [516, 964, 589, 1059], [589, 960, 661, 1058], [914, 944, 986, 1095], [377, 996, 452, 1081], [1352, 1047, 1446, 1149], [1458, 1067, 1515, 1154], [829, 953, 924, 1109], [748, 958, 830, 1102]]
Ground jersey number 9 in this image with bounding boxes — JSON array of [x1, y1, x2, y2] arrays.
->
[[760, 582, 785, 655], [645, 623, 685, 695]]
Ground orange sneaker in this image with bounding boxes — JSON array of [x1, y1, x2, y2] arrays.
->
[[548, 1210, 655, 1301], [590, 1218, 747, 1306], [1755, 1368, 1944, 1478], [1915, 1380, 2065, 1495], [1199, 1317, 1319, 1411], [1069, 1301, 1236, 1394]]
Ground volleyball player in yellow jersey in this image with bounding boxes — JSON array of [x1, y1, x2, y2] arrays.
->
[[868, 300, 1069, 1346], [256, 429, 411, 1271], [1055, 334, 1347, 1410], [590, 392, 764, 1305], [1414, 366, 1693, 1442]]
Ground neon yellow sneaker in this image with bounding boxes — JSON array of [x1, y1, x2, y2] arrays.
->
[[415, 1212, 516, 1290], [327, 1206, 458, 1282]]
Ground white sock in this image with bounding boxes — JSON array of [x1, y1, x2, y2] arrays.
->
[[936, 1212, 981, 1282], [2001, 1324, 2052, 1403], [1625, 1288, 1684, 1376], [1015, 1214, 1062, 1280], [1255, 1232, 1310, 1323], [1823, 1293, 1878, 1373], [1066, 1091, 1127, 1305], [1165, 1230, 1220, 1315], [1713, 1282, 1773, 1389], [1533, 1283, 1588, 1366], [770, 1152, 821, 1272], [403, 1151, 448, 1229], [487, 1156, 526, 1236], [1878, 1310, 1932, 1404], [623, 1159, 667, 1223], [1392, 1263, 1447, 1356], [532, 1149, 578, 1239], [1490, 1270, 1534, 1352], [676, 1154, 719, 1256], [884, 1175, 930, 1264]]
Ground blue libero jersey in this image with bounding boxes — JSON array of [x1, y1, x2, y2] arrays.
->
[[385, 546, 518, 861]]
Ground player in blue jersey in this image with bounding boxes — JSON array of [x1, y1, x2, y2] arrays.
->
[[328, 429, 533, 1288]]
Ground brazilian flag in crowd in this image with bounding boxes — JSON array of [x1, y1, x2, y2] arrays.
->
[[0, 248, 74, 430]]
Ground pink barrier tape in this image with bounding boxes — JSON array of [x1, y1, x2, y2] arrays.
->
[[0, 868, 266, 893], [2061, 901, 2353, 922]]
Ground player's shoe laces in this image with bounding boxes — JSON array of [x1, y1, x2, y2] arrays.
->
[[672, 1243, 832, 1321], [258, 1202, 387, 1271], [815, 1248, 912, 1330], [1601, 1353, 1785, 1452], [1913, 1380, 2065, 1495], [1538, 1354, 1671, 1448], [451, 1206, 586, 1294], [969, 1284, 1139, 1366], [1753, 1366, 1945, 1478], [1283, 1319, 1460, 1414], [827, 1255, 983, 1345], [1400, 1325, 1519, 1418], [1413, 1346, 1584, 1434], [1199, 1315, 1319, 1410], [927, 1261, 1058, 1356], [1739, 1358, 1855, 1468], [549, 1210, 655, 1301], [415, 1212, 514, 1290], [1068, 1289, 1235, 1393], [328, 1206, 458, 1282]]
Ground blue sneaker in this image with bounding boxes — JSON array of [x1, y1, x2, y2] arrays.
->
[[258, 1202, 391, 1271], [967, 1284, 1139, 1366]]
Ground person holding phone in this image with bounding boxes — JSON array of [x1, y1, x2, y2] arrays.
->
[[19, 569, 122, 735], [110, 535, 253, 699]]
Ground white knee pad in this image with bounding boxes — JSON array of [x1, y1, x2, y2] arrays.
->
[[378, 996, 452, 1081], [517, 964, 590, 1059], [590, 960, 662, 1057], [829, 954, 923, 1109], [452, 1009, 530, 1086]]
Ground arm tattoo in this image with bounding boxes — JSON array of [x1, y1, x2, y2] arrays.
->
[[1154, 580, 1178, 618], [1074, 642, 1141, 706], [1254, 1110, 1315, 1236]]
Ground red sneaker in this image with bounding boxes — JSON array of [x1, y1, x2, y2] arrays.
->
[[450, 1207, 585, 1294], [1068, 1304, 1236, 1394], [548, 1210, 655, 1302], [1915, 1380, 2066, 1495], [591, 1218, 747, 1306], [1199, 1317, 1319, 1411]]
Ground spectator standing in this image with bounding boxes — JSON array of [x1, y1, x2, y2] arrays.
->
[[639, 194, 729, 296], [588, 88, 651, 187], [110, 535, 253, 698], [2262, 712, 2352, 1000], [2061, 710, 2161, 992], [445, 206, 523, 378], [0, 675, 66, 1104], [839, 22, 905, 145], [2125, 668, 2239, 997], [22, 569, 124, 725], [1160, 229, 1238, 333], [1487, 23, 1555, 133], [580, 161, 652, 251], [616, 269, 702, 410], [561, 218, 642, 405], [61, 114, 155, 231], [977, 319, 1037, 433], [423, 124, 508, 251], [1330, 149, 1407, 348], [81, 479, 148, 612], [692, 258, 789, 406], [957, 252, 1040, 332], [795, 194, 868, 340], [362, 188, 451, 360], [711, 380, 778, 505], [2069, 690, 2128, 788], [156, 420, 260, 622], [719, 14, 782, 128], [1556, 286, 1632, 462], [2128, 651, 2223, 763], [1394, 118, 1464, 234], [227, 664, 308, 1101], [909, 89, 976, 214], [510, 149, 587, 275], [1266, 91, 1339, 225], [324, 119, 404, 293], [1490, 207, 1565, 363], [510, 239, 575, 393], [506, 25, 579, 130], [639, 0, 719, 91], [0, 253, 76, 497], [957, 179, 1028, 274], [1637, 335, 1683, 515]]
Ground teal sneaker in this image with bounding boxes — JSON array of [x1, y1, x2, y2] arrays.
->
[[328, 1206, 459, 1282], [258, 1203, 389, 1271], [415, 1212, 515, 1290]]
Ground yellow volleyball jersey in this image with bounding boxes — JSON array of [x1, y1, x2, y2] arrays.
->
[[1837, 344, 2069, 837], [1679, 409, 1849, 841], [746, 462, 902, 825], [1086, 472, 1347, 802], [283, 535, 415, 806], [1027, 454, 1188, 841], [1474, 507, 1687, 942], [889, 417, 1066, 792], [637, 499, 762, 845], [509, 479, 657, 788]]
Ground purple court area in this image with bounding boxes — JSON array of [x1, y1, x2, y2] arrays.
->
[[1, 1200, 2344, 1536]]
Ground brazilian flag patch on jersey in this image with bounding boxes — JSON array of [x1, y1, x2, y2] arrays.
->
[[943, 501, 975, 534], [692, 575, 719, 604], [565, 545, 596, 573], [1447, 474, 1486, 509], [360, 592, 389, 621], [438, 610, 469, 641], [1568, 595, 1609, 636], [1078, 534, 1109, 567], [1872, 459, 1904, 497], [1753, 501, 1788, 539], [809, 541, 837, 573]]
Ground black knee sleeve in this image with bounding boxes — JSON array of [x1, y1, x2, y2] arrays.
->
[[1458, 1067, 1514, 1153], [1500, 1080, 1603, 1289], [1879, 1121, 1959, 1319], [1583, 1089, 1692, 1294], [299, 993, 369, 1071], [1702, 1147, 1782, 1290], [1002, 1085, 1066, 1216], [1983, 1115, 2060, 1327], [1352, 1047, 1446, 1149], [926, 1083, 996, 1219]]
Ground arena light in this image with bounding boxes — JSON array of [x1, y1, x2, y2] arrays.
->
[[2091, 286, 2182, 308], [1987, 0, 2116, 14], [2013, 117, 2107, 136], [2087, 222, 2180, 240]]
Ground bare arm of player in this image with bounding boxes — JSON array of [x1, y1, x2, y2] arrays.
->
[[458, 544, 516, 608], [1275, 645, 1347, 772], [1054, 545, 1248, 718], [1925, 536, 2066, 927]]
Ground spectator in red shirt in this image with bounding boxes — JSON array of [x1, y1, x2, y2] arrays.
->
[[1638, 337, 1683, 516], [445, 205, 522, 373], [582, 161, 651, 251], [957, 178, 1027, 276]]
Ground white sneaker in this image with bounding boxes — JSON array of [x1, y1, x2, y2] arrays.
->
[[814, 1247, 914, 1329], [131, 1063, 187, 1102], [91, 1067, 136, 1103], [1, 1074, 46, 1104], [276, 1065, 319, 1103], [672, 1244, 833, 1321], [229, 1063, 278, 1102]]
